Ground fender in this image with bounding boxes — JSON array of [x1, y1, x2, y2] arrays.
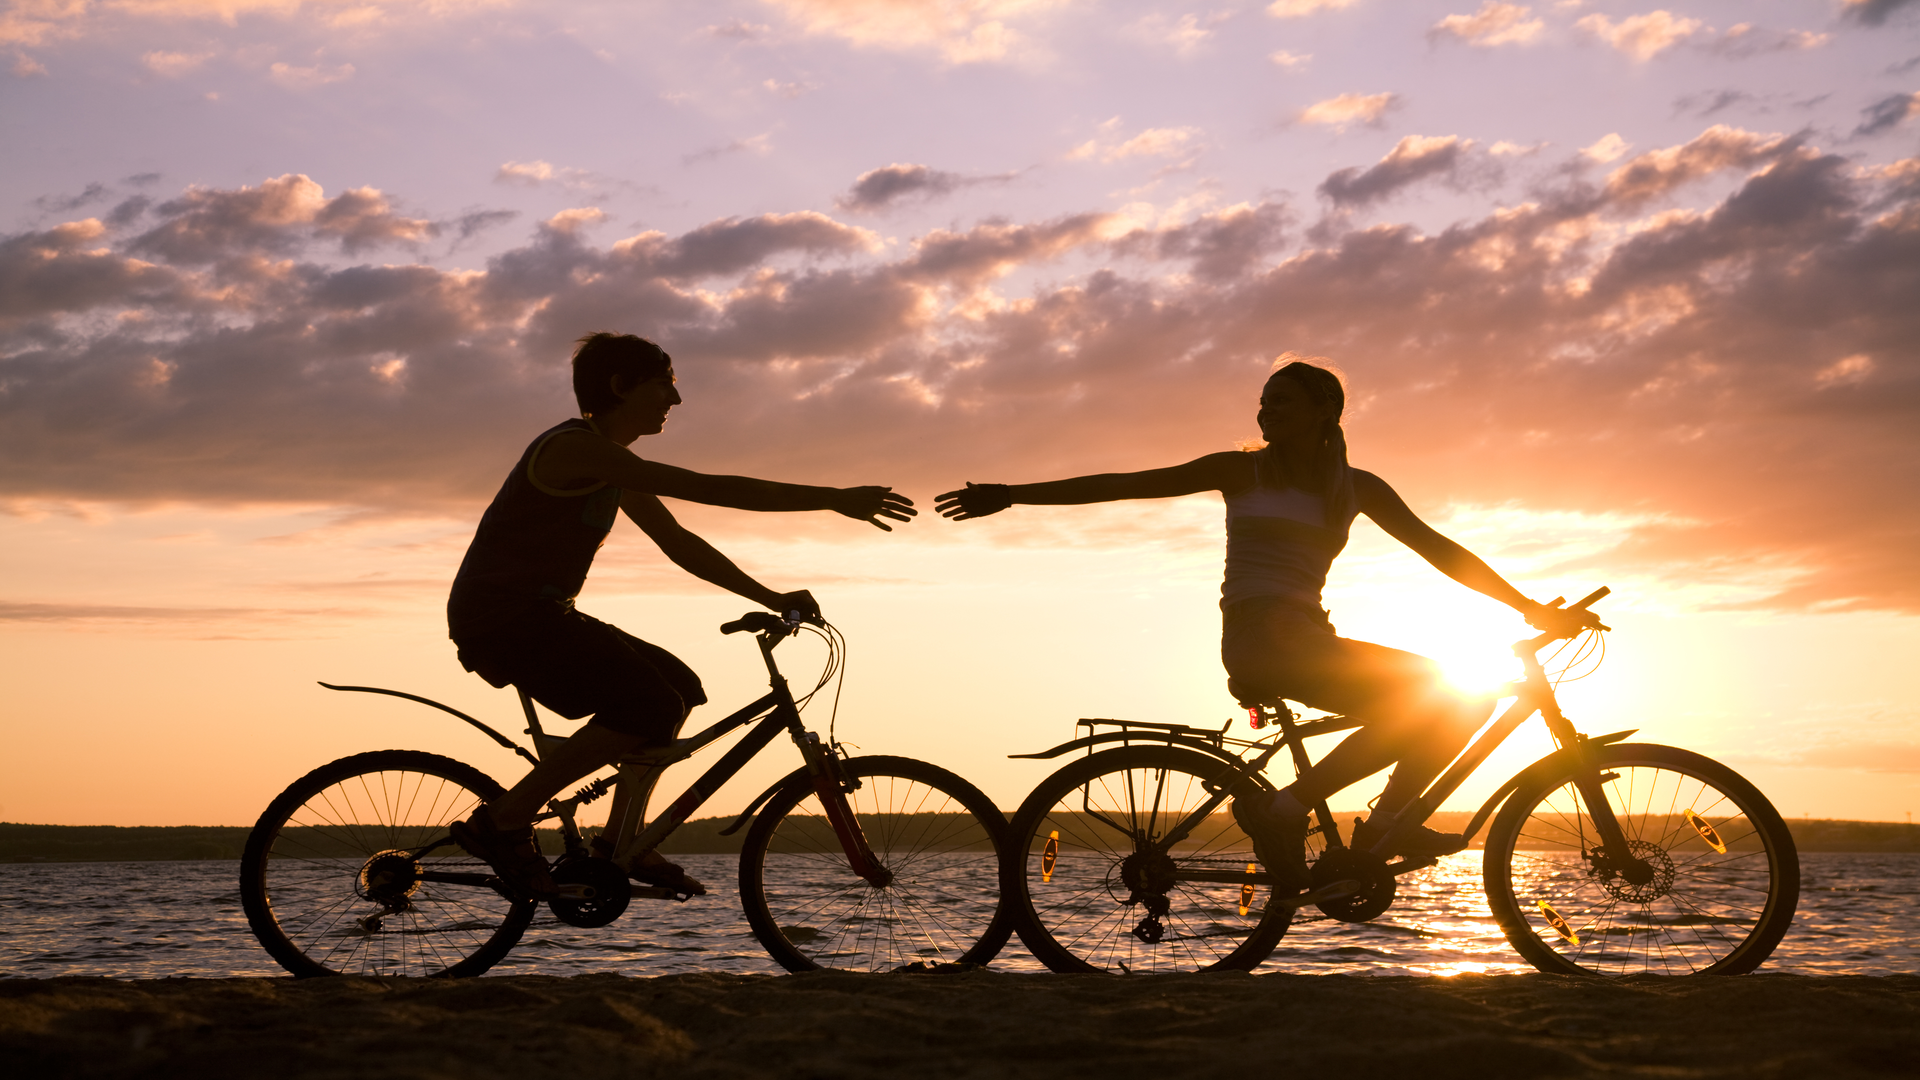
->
[[1009, 732, 1260, 775], [717, 764, 812, 837], [1462, 730, 1640, 843], [320, 682, 540, 766]]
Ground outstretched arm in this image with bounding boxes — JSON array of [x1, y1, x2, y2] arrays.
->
[[937, 452, 1253, 519], [538, 429, 914, 531], [620, 492, 818, 616], [1354, 470, 1593, 634]]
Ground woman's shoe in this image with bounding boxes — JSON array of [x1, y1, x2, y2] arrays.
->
[[1231, 793, 1311, 893]]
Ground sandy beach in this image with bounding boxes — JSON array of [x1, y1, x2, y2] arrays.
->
[[4, 971, 1914, 1079]]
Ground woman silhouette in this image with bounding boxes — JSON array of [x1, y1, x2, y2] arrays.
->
[[937, 357, 1592, 892]]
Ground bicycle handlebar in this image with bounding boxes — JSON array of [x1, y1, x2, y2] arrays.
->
[[720, 610, 823, 636]]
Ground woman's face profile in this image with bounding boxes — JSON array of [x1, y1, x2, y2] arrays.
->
[[1256, 376, 1327, 445]]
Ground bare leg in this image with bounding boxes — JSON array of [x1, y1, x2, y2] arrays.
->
[[487, 721, 646, 828]]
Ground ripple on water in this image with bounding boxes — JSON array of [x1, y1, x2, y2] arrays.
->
[[0, 853, 1913, 978]]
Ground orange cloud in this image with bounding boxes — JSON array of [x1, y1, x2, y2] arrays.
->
[[3, 135, 1916, 615]]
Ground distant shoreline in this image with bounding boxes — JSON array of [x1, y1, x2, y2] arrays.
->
[[4, 815, 1917, 862]]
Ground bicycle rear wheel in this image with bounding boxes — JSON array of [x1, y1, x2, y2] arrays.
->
[[1005, 745, 1291, 973], [739, 755, 1011, 972], [1483, 743, 1798, 976], [240, 750, 536, 977]]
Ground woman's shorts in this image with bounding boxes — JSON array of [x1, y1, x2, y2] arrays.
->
[[453, 604, 707, 742], [1220, 597, 1447, 720]]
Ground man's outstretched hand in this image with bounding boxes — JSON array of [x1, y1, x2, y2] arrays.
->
[[835, 487, 917, 531], [935, 483, 1013, 520]]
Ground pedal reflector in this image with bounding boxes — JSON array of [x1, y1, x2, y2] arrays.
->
[[1239, 863, 1256, 916], [1537, 899, 1578, 945], [1041, 830, 1059, 883], [1684, 809, 1728, 853]]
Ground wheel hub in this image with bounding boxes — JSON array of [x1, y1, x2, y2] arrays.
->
[[1118, 848, 1178, 895], [356, 850, 421, 906], [1590, 840, 1676, 903]]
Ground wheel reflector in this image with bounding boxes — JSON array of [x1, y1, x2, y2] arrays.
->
[[1537, 899, 1579, 944], [1239, 862, 1256, 916], [1041, 830, 1059, 883], [1684, 809, 1728, 853]]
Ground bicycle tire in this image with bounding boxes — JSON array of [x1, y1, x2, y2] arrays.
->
[[1483, 743, 1799, 976], [739, 755, 1012, 972], [1004, 745, 1291, 973], [240, 750, 537, 978]]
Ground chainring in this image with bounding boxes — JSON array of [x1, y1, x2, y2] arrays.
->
[[1310, 847, 1397, 922], [547, 856, 632, 928]]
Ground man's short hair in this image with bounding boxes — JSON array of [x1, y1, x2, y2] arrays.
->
[[572, 333, 671, 415]]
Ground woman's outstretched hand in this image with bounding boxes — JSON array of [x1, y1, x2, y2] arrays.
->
[[936, 483, 1013, 520], [835, 487, 917, 531], [1522, 599, 1606, 638]]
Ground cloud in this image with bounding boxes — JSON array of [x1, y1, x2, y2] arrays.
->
[[835, 163, 1017, 212], [762, 0, 1066, 64], [1700, 24, 1829, 59], [3, 137, 1917, 615], [704, 18, 771, 38], [493, 159, 611, 190], [1318, 135, 1475, 208], [1599, 125, 1794, 208], [1067, 123, 1204, 165], [1129, 10, 1234, 57], [1268, 49, 1310, 69], [683, 133, 773, 165], [268, 60, 355, 87], [1296, 92, 1399, 130], [143, 49, 215, 76], [1428, 3, 1545, 47], [1842, 0, 1919, 27], [1576, 10, 1702, 61], [1268, 0, 1357, 17], [1855, 92, 1920, 137]]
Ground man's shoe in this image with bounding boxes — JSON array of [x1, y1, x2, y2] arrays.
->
[[1350, 817, 1467, 858], [449, 806, 558, 899], [1231, 793, 1311, 893], [590, 837, 707, 896]]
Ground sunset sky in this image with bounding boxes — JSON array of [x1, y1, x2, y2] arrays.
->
[[3, 0, 1917, 830]]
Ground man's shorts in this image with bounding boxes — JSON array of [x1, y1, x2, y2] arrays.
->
[[453, 604, 707, 743]]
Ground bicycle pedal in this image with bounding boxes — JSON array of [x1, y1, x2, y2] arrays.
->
[[1275, 879, 1361, 911]]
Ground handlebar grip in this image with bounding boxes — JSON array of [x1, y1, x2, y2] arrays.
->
[[721, 612, 784, 635], [1571, 586, 1611, 611]]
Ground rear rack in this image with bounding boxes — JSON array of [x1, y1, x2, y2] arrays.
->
[[1076, 709, 1365, 754], [1076, 717, 1275, 752]]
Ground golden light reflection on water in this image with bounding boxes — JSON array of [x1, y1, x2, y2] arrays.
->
[[1261, 853, 1541, 976]]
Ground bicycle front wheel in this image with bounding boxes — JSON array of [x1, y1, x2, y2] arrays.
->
[[1484, 743, 1798, 976], [240, 750, 536, 978], [1005, 746, 1291, 973], [739, 755, 1011, 972]]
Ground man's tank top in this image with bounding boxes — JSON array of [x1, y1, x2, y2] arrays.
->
[[448, 418, 623, 640], [1220, 451, 1356, 610]]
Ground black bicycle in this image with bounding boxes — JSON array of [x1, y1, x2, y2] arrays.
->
[[241, 613, 1011, 977], [1000, 588, 1799, 975]]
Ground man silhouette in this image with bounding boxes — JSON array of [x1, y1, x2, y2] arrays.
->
[[446, 332, 914, 897]]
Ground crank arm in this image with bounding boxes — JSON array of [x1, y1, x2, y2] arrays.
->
[[1272, 878, 1362, 911]]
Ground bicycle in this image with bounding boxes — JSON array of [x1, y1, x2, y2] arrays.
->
[[240, 612, 1011, 977], [999, 587, 1800, 975]]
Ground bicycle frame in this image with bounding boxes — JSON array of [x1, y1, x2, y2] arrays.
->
[[323, 616, 887, 891], [1007, 593, 1629, 893]]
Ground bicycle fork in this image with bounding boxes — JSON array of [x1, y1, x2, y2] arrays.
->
[[797, 732, 892, 888]]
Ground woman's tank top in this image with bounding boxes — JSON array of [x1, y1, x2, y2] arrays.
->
[[1220, 451, 1356, 610], [447, 418, 623, 640]]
